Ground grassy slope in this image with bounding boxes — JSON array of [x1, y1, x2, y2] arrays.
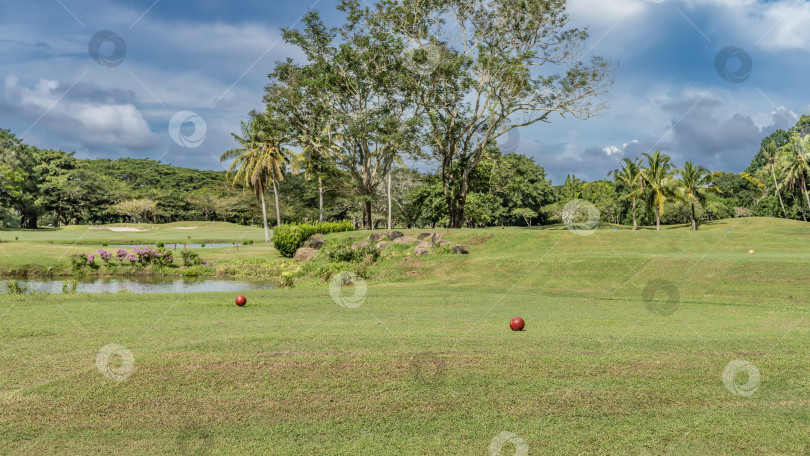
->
[[1, 217, 810, 454]]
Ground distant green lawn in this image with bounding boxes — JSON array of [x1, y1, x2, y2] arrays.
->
[[2, 217, 810, 454]]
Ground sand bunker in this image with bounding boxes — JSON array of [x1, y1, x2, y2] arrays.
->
[[89, 226, 148, 232]]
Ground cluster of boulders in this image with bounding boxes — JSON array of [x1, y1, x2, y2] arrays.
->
[[292, 231, 469, 262]]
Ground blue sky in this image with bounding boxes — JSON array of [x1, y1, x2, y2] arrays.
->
[[1, 0, 808, 183]]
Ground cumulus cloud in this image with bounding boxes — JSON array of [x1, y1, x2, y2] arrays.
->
[[2, 75, 157, 149]]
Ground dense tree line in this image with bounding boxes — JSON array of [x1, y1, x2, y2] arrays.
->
[[0, 129, 265, 228]]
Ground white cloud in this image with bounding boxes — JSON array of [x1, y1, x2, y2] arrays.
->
[[3, 75, 157, 148]]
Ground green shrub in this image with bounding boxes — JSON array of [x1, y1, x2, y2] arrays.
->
[[5, 280, 26, 294], [101, 241, 108, 246], [156, 241, 164, 248], [181, 249, 205, 267], [61, 279, 79, 294], [324, 240, 380, 263], [272, 220, 354, 258], [273, 225, 305, 258]]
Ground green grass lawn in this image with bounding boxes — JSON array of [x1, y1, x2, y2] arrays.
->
[[2, 217, 810, 454]]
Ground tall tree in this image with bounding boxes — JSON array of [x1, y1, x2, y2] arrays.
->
[[641, 150, 677, 231], [221, 112, 291, 242], [609, 157, 643, 230], [781, 133, 810, 217], [761, 140, 787, 217], [677, 161, 713, 231], [276, 4, 420, 229], [381, 0, 613, 227]]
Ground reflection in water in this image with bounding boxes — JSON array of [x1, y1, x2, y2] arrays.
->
[[1, 277, 273, 294]]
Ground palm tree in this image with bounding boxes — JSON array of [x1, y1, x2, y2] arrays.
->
[[641, 150, 677, 231], [609, 157, 643, 230], [761, 140, 787, 217], [220, 113, 290, 242], [677, 161, 713, 231], [782, 134, 810, 218]]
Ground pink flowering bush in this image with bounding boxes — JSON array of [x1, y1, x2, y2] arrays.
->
[[97, 249, 113, 265]]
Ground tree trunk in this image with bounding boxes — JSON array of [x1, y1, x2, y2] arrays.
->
[[318, 176, 324, 224], [655, 206, 661, 231], [771, 164, 787, 217], [802, 174, 810, 215], [258, 183, 270, 243], [631, 197, 638, 230], [387, 172, 392, 230], [690, 201, 697, 231], [272, 178, 281, 227], [363, 200, 373, 229]]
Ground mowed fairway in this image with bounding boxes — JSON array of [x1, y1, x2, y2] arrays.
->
[[2, 218, 810, 454]]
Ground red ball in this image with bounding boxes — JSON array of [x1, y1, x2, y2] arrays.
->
[[509, 316, 525, 331], [235, 295, 247, 306]]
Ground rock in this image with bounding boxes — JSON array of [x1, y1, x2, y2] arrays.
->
[[369, 232, 388, 242], [393, 235, 417, 243], [389, 231, 404, 240], [438, 240, 453, 247], [430, 233, 443, 245], [375, 241, 390, 249], [414, 241, 432, 256], [293, 247, 318, 262], [351, 240, 370, 250], [417, 232, 432, 240], [452, 244, 470, 254], [304, 235, 324, 250]]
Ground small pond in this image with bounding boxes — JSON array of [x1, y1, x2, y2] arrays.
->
[[106, 243, 239, 249], [1, 277, 273, 294]]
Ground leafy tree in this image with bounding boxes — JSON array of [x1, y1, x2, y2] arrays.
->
[[641, 150, 677, 231], [277, 4, 421, 229], [609, 157, 643, 230], [380, 0, 612, 227], [781, 133, 810, 217], [221, 112, 292, 241], [111, 198, 161, 223], [760, 140, 787, 217], [676, 161, 714, 231]]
